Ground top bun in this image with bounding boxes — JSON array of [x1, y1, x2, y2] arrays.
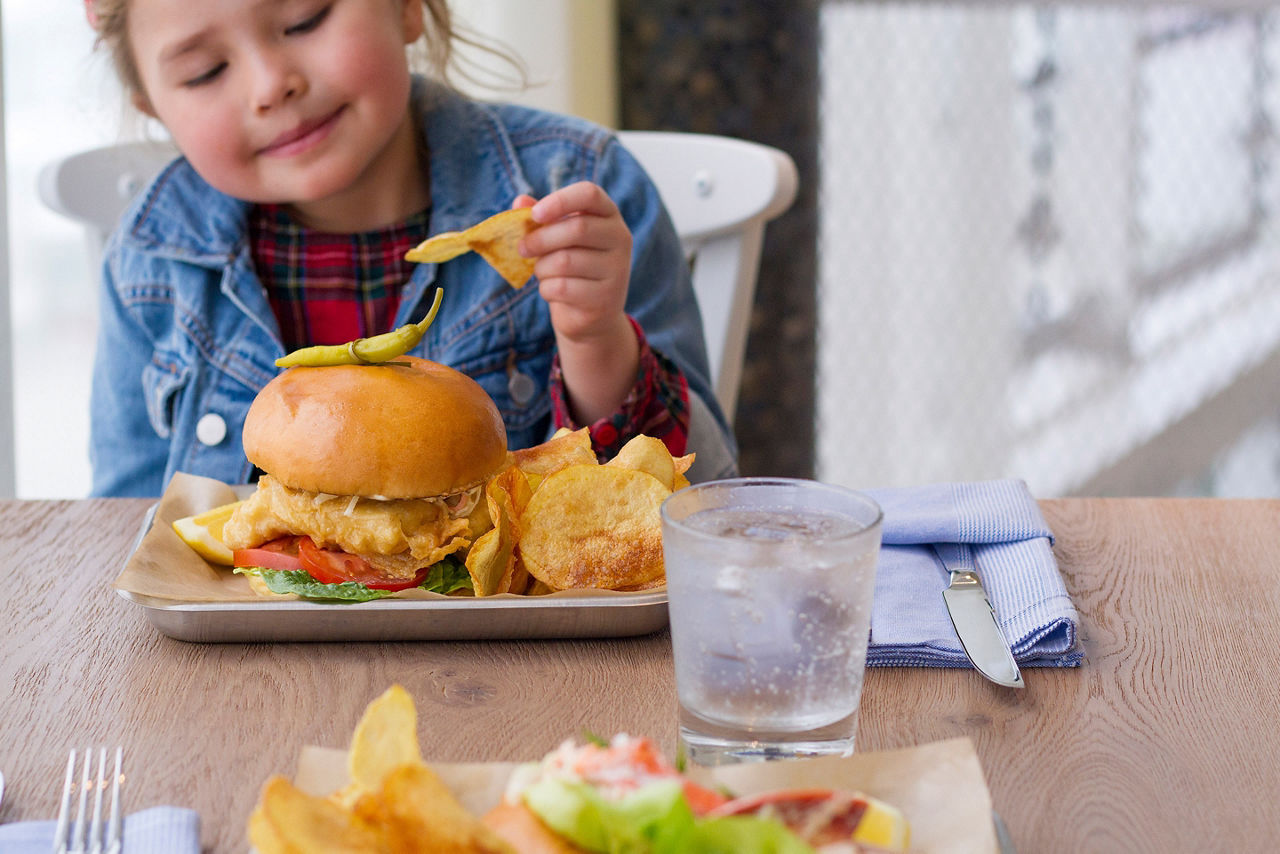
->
[[243, 356, 508, 498]]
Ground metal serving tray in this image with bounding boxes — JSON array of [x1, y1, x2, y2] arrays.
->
[[118, 504, 670, 643]]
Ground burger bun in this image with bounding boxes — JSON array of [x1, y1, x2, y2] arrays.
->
[[243, 356, 508, 498]]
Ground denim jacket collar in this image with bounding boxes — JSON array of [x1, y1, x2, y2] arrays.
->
[[418, 79, 535, 227]]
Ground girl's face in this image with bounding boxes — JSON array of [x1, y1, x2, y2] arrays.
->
[[129, 0, 426, 230]]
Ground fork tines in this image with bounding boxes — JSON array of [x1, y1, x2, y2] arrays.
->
[[52, 747, 123, 854]]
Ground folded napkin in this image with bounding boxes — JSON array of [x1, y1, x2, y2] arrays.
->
[[864, 479, 1082, 668], [0, 806, 200, 854]]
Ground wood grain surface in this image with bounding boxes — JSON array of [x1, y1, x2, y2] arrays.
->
[[2, 497, 1278, 853]]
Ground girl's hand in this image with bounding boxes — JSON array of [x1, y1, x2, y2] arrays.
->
[[513, 182, 633, 344], [513, 183, 639, 424]]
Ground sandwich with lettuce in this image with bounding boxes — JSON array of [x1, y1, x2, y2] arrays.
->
[[483, 734, 912, 854]]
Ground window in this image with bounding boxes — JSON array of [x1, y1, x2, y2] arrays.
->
[[817, 2, 1280, 496], [4, 1, 121, 497]]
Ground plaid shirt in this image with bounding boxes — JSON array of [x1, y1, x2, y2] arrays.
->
[[250, 204, 689, 458]]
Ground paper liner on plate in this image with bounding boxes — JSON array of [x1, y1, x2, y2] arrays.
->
[[292, 738, 998, 854], [113, 472, 660, 604]]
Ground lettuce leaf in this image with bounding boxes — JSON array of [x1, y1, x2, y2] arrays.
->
[[234, 568, 393, 602], [522, 779, 814, 854], [233, 556, 473, 603], [688, 816, 817, 854], [422, 557, 473, 595]]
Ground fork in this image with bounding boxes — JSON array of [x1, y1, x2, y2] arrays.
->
[[52, 748, 123, 854]]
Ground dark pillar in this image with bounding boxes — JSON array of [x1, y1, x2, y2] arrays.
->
[[617, 1, 820, 478]]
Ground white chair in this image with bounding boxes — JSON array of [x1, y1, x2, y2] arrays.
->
[[37, 133, 797, 422], [38, 140, 180, 266]]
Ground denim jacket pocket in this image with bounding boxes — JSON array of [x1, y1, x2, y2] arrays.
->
[[141, 356, 190, 440]]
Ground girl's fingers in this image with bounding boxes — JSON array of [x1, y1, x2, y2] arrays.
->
[[526, 206, 633, 257], [533, 246, 618, 284], [523, 215, 622, 257], [537, 274, 623, 317], [530, 181, 619, 223]]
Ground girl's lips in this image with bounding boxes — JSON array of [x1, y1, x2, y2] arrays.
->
[[258, 107, 345, 157]]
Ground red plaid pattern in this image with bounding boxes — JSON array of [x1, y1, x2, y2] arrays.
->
[[549, 317, 691, 459], [249, 204, 429, 351]]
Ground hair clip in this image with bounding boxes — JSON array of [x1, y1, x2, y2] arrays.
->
[[84, 0, 100, 29]]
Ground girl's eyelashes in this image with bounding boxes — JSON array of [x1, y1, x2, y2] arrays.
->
[[170, 3, 330, 89], [183, 62, 227, 88], [285, 4, 331, 36]]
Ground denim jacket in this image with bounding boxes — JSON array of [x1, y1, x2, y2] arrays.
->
[[90, 81, 737, 497]]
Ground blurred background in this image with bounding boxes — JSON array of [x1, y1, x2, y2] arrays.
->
[[3, 0, 1279, 498]]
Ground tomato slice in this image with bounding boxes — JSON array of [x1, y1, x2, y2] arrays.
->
[[232, 536, 303, 572], [297, 537, 427, 591], [708, 789, 868, 844], [682, 780, 730, 815]]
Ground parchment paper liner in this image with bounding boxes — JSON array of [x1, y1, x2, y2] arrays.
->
[[113, 472, 663, 604], [292, 738, 997, 854]]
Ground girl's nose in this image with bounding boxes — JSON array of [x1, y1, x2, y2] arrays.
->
[[252, 55, 307, 113]]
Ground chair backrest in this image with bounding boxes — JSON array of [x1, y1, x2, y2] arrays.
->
[[37, 140, 180, 263], [37, 132, 797, 422]]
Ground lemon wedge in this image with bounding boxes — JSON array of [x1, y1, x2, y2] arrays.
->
[[852, 795, 911, 852], [171, 501, 243, 565]]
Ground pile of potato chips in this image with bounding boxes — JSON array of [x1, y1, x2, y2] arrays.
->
[[464, 428, 693, 597], [249, 685, 512, 853]]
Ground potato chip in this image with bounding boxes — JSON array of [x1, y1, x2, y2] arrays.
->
[[605, 434, 677, 491], [349, 685, 420, 794], [615, 576, 668, 592], [486, 465, 533, 523], [464, 514, 516, 596], [519, 464, 668, 590], [466, 494, 495, 542], [673, 453, 695, 475], [405, 208, 539, 289], [402, 230, 470, 263], [250, 776, 389, 853], [511, 427, 597, 485], [354, 763, 514, 854], [250, 685, 517, 853], [464, 466, 535, 596], [506, 561, 532, 595]]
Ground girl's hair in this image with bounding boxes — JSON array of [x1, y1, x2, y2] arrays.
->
[[89, 0, 524, 101]]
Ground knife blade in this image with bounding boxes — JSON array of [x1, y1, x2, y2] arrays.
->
[[942, 567, 1024, 688]]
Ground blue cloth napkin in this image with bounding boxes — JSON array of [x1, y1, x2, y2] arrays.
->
[[0, 806, 200, 854], [864, 479, 1082, 668]]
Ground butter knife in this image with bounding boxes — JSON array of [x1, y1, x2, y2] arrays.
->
[[939, 547, 1023, 688]]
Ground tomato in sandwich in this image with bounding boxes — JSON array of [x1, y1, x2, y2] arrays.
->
[[232, 536, 303, 572], [233, 536, 429, 592], [710, 789, 870, 845]]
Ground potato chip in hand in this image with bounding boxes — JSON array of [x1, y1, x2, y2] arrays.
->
[[406, 208, 540, 289]]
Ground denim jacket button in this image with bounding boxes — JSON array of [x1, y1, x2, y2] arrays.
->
[[196, 413, 227, 446], [508, 371, 537, 407]]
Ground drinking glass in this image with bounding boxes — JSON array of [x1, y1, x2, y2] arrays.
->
[[661, 477, 883, 765]]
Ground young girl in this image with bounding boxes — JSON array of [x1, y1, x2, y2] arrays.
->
[[84, 0, 737, 497]]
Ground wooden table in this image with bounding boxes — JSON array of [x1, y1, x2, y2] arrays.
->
[[2, 497, 1279, 853]]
